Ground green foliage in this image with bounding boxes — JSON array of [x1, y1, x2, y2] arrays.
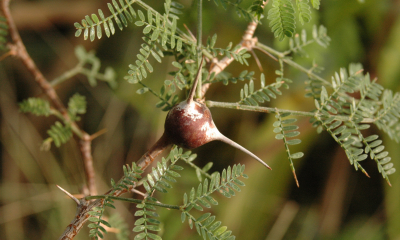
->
[[267, 0, 296, 41], [238, 60, 291, 106], [84, 148, 247, 240], [73, 46, 117, 88], [273, 112, 303, 186], [205, 34, 251, 66], [0, 15, 8, 51], [168, 61, 188, 90], [89, 163, 143, 239], [196, 162, 213, 182], [238, 73, 290, 106], [126, 0, 192, 83], [155, 85, 180, 111], [312, 25, 331, 48], [126, 37, 165, 83], [88, 205, 112, 240], [375, 90, 400, 143], [135, 80, 179, 112], [66, 0, 399, 239], [178, 151, 214, 182], [19, 93, 87, 149], [250, 0, 266, 21], [73, 0, 190, 61], [47, 122, 73, 147], [68, 93, 87, 120], [308, 64, 396, 185], [164, 56, 201, 91], [7, 0, 400, 238], [266, 0, 325, 41], [141, 154, 184, 196], [310, 0, 320, 9], [164, 0, 184, 20], [286, 25, 331, 57], [132, 51, 200, 111], [133, 203, 162, 240], [75, 0, 137, 41], [133, 148, 193, 239], [121, 0, 207, 111], [205, 70, 255, 86], [211, 0, 255, 21], [296, 0, 311, 25], [312, 99, 371, 178], [19, 98, 51, 116], [108, 214, 130, 240], [182, 211, 235, 240], [180, 164, 248, 240]]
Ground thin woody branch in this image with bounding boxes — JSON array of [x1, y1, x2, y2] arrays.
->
[[58, 138, 173, 239], [2, 0, 67, 117], [80, 133, 97, 196], [201, 22, 259, 97], [1, 0, 98, 196], [58, 171, 142, 239], [201, 1, 268, 98]]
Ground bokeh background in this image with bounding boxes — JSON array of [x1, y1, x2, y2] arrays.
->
[[1, 0, 400, 239]]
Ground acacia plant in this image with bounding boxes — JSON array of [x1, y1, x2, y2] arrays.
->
[[1, 0, 399, 239]]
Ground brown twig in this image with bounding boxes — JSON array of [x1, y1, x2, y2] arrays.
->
[[136, 133, 172, 170], [90, 128, 107, 141], [250, 49, 264, 72], [200, 1, 270, 97], [253, 45, 278, 61], [0, 47, 14, 61], [201, 20, 260, 97], [1, 0, 97, 196], [58, 141, 170, 239], [80, 133, 97, 196], [2, 0, 67, 116], [201, 0, 272, 98]]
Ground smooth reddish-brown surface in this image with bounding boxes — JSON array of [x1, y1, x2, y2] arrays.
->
[[164, 101, 215, 149]]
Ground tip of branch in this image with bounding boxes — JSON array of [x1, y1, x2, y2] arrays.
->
[[361, 169, 371, 178], [293, 170, 300, 188], [90, 128, 108, 140], [355, 69, 364, 76], [386, 179, 392, 187], [57, 185, 80, 205]]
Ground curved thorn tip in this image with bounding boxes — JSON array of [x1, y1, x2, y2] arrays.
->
[[217, 134, 271, 170]]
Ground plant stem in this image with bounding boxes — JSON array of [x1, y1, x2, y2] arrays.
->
[[255, 42, 331, 86], [205, 100, 376, 123], [196, 0, 203, 99], [51, 64, 83, 86], [86, 195, 182, 210], [138, 81, 173, 108], [2, 0, 97, 197], [80, 133, 97, 195], [181, 158, 212, 179]]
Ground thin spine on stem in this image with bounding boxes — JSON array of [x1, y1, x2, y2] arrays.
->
[[216, 134, 271, 169]]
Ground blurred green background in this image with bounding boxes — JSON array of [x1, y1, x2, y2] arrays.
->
[[1, 0, 400, 239]]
